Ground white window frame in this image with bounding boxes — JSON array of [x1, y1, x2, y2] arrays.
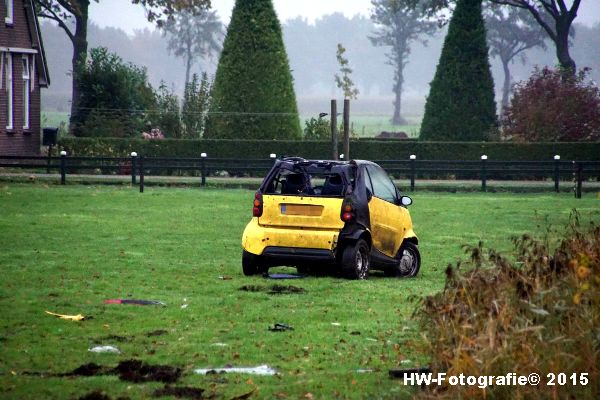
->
[[22, 55, 30, 129], [5, 0, 13, 25], [5, 53, 13, 130]]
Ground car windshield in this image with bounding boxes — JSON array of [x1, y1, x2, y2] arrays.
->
[[264, 165, 349, 197]]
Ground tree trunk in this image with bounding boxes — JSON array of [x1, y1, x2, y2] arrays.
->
[[500, 57, 511, 115], [392, 64, 407, 125], [184, 41, 194, 86], [555, 18, 576, 77], [69, 0, 90, 135]]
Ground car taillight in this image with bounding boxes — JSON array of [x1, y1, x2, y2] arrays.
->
[[341, 201, 354, 222], [253, 192, 263, 217]]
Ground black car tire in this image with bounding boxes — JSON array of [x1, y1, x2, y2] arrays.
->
[[341, 239, 370, 280], [387, 242, 420, 277], [242, 250, 266, 276]]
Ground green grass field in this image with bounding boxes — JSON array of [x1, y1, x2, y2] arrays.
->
[[0, 185, 598, 399]]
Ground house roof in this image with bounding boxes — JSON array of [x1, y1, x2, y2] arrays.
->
[[24, 0, 50, 87]]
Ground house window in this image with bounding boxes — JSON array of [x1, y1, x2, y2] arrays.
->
[[23, 56, 30, 129], [5, 0, 13, 25], [5, 53, 13, 130]]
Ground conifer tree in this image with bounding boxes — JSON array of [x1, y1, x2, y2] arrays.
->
[[420, 0, 497, 141], [205, 0, 301, 139]]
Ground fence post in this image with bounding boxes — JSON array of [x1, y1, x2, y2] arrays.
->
[[575, 162, 583, 199], [481, 155, 488, 192], [339, 154, 345, 160], [60, 151, 67, 185], [553, 155, 560, 193], [201, 153, 207, 186], [131, 152, 138, 185], [270, 153, 277, 166], [139, 156, 144, 193], [46, 143, 53, 174], [410, 154, 416, 191]]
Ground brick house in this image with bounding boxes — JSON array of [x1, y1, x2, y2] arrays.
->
[[1, 0, 49, 155]]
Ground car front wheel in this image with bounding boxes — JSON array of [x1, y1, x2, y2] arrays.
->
[[387, 242, 420, 277], [242, 250, 266, 276], [341, 239, 370, 280]]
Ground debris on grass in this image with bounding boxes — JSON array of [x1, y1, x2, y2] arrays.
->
[[194, 365, 277, 376], [268, 323, 294, 332], [239, 285, 305, 295], [97, 335, 130, 342], [330, 322, 341, 326], [267, 273, 305, 279], [45, 311, 89, 321], [218, 276, 233, 280], [152, 385, 205, 399], [104, 299, 166, 306], [211, 343, 228, 347], [89, 345, 121, 354]]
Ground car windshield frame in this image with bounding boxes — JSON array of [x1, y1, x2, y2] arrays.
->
[[261, 161, 354, 198]]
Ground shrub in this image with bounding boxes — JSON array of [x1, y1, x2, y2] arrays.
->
[[151, 83, 182, 138], [420, 0, 497, 141], [182, 73, 212, 139], [205, 0, 301, 140], [502, 67, 600, 142], [303, 117, 331, 140], [73, 47, 156, 137], [418, 215, 599, 398]]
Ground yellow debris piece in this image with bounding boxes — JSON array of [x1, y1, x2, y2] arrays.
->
[[45, 311, 86, 321]]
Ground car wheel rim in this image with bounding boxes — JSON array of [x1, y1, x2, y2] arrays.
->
[[399, 249, 416, 275], [356, 246, 368, 279]]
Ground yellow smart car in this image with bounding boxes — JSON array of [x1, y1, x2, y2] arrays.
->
[[241, 158, 419, 279]]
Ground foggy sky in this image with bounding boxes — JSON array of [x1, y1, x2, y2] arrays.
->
[[90, 0, 600, 35]]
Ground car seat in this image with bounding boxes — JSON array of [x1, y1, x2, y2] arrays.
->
[[320, 174, 344, 196]]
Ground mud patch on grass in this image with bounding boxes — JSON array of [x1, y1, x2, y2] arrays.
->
[[239, 284, 305, 295], [152, 385, 206, 399], [96, 334, 131, 342], [61, 360, 181, 383], [115, 359, 181, 383], [147, 329, 168, 337]]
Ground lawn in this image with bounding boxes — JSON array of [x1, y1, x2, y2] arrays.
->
[[0, 185, 598, 399]]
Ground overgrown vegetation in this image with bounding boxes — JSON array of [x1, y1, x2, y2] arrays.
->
[[205, 0, 301, 140], [502, 67, 600, 142], [418, 213, 599, 398]]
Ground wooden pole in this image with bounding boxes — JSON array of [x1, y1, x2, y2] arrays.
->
[[343, 99, 350, 160], [331, 100, 338, 160]]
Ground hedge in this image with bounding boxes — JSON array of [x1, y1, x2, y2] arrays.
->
[[58, 138, 600, 161]]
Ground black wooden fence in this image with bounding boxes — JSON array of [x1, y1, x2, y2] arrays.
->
[[1, 154, 599, 198]]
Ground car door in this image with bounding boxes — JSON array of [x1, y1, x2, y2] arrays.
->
[[365, 165, 405, 258]]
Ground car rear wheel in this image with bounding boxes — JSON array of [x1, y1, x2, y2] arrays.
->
[[387, 242, 420, 277], [242, 251, 266, 276], [341, 239, 370, 280]]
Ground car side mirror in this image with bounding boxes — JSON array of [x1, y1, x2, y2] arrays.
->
[[399, 196, 412, 207]]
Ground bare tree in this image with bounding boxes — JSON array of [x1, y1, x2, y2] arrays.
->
[[418, 0, 581, 74], [163, 8, 223, 86], [35, 0, 210, 133], [485, 4, 547, 112], [370, 0, 437, 125]]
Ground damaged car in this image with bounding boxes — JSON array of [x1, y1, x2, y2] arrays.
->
[[241, 157, 420, 279]]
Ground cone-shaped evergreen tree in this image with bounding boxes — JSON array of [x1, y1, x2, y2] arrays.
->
[[420, 0, 497, 141], [205, 0, 301, 139]]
